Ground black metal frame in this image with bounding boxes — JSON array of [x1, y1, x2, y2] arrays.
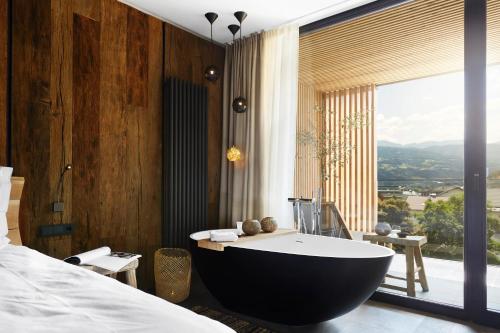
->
[[300, 0, 500, 328], [299, 0, 413, 35]]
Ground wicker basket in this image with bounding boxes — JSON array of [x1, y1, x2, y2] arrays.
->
[[154, 248, 191, 303]]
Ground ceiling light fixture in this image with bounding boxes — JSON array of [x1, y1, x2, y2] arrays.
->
[[204, 12, 220, 82], [232, 11, 248, 114]]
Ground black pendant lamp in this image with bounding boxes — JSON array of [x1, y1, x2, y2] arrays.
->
[[232, 11, 248, 114], [204, 12, 220, 82]]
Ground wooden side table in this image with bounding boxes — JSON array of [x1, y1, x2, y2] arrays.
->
[[363, 233, 429, 297], [81, 259, 139, 288]]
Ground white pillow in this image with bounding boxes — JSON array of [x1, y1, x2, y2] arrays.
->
[[0, 213, 7, 238], [0, 235, 10, 250], [0, 167, 13, 237]]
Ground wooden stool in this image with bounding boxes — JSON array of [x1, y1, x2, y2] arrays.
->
[[81, 259, 139, 288], [363, 233, 429, 297]]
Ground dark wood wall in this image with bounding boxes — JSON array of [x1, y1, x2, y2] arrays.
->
[[9, 0, 224, 291], [0, 0, 8, 165]]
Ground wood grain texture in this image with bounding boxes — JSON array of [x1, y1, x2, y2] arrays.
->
[[6, 177, 25, 245], [0, 0, 7, 165], [10, 0, 224, 291], [72, 13, 101, 252], [11, 0, 52, 253], [164, 24, 225, 229]]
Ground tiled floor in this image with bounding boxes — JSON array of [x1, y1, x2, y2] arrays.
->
[[382, 253, 500, 309], [181, 268, 499, 333]]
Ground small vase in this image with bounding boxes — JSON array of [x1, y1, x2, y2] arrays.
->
[[260, 217, 278, 233], [375, 222, 392, 236], [242, 219, 261, 236]]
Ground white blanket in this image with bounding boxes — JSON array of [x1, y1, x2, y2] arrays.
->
[[0, 245, 235, 333]]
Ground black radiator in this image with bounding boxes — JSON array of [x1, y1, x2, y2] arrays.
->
[[163, 77, 208, 248]]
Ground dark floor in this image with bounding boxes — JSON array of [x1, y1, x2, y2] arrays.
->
[[180, 268, 499, 333]]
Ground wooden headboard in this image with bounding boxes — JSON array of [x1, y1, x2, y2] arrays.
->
[[7, 177, 25, 245]]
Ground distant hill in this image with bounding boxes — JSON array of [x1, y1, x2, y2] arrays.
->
[[378, 141, 500, 181]]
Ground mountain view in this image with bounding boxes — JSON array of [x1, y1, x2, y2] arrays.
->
[[378, 141, 500, 182]]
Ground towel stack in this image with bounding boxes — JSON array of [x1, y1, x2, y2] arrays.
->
[[210, 230, 238, 242]]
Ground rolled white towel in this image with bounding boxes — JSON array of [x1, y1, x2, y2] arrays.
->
[[210, 230, 238, 242]]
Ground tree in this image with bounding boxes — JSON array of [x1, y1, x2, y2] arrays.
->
[[418, 193, 499, 252], [418, 196, 463, 246], [378, 196, 410, 225]]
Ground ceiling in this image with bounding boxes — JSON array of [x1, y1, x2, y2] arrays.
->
[[119, 0, 375, 43], [300, 0, 500, 91]]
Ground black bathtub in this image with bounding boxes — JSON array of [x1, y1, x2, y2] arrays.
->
[[190, 230, 394, 325]]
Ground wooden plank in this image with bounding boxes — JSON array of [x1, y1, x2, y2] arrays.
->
[[197, 229, 298, 252], [126, 8, 148, 107], [6, 177, 25, 245], [72, 13, 101, 253], [137, 15, 163, 292], [49, 0, 73, 260], [406, 245, 416, 297], [11, 0, 52, 251], [72, 0, 100, 21], [363, 233, 427, 247], [0, 0, 7, 165], [414, 246, 429, 291], [97, 0, 133, 258]]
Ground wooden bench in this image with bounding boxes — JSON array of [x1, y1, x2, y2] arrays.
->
[[363, 233, 429, 297]]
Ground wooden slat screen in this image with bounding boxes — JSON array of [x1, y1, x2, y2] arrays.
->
[[299, 0, 500, 91], [322, 85, 377, 232], [295, 83, 322, 199], [295, 83, 377, 232]]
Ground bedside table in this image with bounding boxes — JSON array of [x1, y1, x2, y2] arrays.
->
[[81, 259, 139, 288]]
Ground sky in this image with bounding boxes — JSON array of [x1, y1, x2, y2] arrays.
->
[[377, 64, 500, 145]]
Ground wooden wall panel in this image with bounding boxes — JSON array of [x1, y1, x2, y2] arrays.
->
[[0, 0, 7, 165], [127, 9, 149, 107], [10, 0, 224, 291], [72, 14, 101, 252], [12, 0, 53, 253], [164, 24, 225, 229]]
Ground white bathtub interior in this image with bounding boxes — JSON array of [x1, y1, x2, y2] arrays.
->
[[190, 231, 394, 259]]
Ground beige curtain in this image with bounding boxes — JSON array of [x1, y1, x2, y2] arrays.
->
[[219, 34, 262, 228], [219, 25, 299, 228]]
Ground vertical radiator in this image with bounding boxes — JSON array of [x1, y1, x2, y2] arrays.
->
[[163, 77, 208, 248]]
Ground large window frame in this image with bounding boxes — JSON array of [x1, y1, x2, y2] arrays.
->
[[301, 0, 499, 327]]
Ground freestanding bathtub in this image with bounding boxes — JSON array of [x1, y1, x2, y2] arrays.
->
[[190, 230, 394, 325]]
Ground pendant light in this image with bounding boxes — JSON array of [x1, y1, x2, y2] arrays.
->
[[204, 12, 220, 82], [232, 11, 248, 113]]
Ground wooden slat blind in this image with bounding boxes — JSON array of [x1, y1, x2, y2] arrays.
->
[[295, 84, 377, 232], [299, 0, 500, 91], [323, 85, 377, 232], [295, 83, 322, 199]]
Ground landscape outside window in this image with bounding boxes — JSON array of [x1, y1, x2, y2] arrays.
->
[[377, 65, 500, 306]]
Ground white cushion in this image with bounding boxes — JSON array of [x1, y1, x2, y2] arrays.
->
[[0, 167, 13, 237], [0, 235, 10, 250], [0, 213, 7, 238]]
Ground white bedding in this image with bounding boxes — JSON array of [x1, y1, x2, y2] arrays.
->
[[0, 245, 235, 333]]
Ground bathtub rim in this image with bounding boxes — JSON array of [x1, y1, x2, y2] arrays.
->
[[190, 229, 395, 259]]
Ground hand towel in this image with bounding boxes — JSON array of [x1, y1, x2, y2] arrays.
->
[[210, 230, 238, 242]]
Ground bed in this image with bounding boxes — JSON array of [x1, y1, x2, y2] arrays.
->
[[0, 168, 234, 333]]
